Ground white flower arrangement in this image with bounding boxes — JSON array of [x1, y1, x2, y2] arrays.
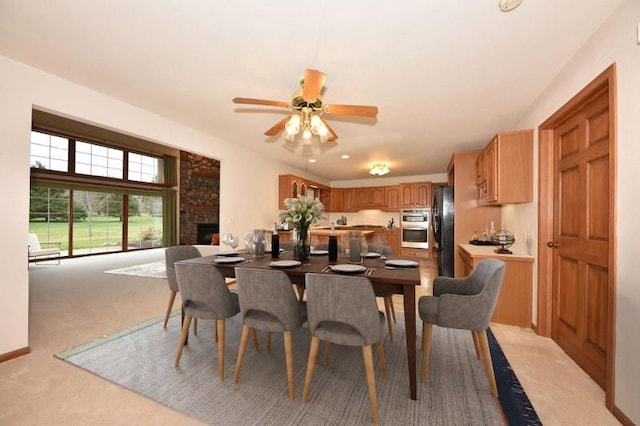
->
[[279, 196, 325, 233]]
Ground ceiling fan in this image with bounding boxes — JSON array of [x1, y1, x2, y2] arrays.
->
[[232, 69, 378, 143]]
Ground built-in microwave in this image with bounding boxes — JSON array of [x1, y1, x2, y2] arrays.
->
[[401, 209, 429, 249]]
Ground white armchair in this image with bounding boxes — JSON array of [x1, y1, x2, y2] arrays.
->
[[28, 233, 61, 264]]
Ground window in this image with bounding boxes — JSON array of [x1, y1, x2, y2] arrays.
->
[[30, 131, 69, 172], [72, 190, 124, 255], [29, 185, 70, 255], [75, 141, 124, 179], [127, 194, 163, 250], [128, 152, 159, 183]]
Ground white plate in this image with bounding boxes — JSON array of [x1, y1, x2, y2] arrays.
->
[[310, 249, 328, 255], [364, 252, 381, 258], [213, 256, 245, 264], [330, 264, 367, 274], [265, 248, 285, 253], [216, 251, 238, 257], [269, 260, 301, 268], [385, 259, 418, 268]]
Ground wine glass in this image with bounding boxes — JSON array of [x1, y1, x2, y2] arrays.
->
[[360, 240, 369, 263], [228, 234, 239, 251]]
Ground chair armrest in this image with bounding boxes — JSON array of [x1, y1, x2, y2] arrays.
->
[[40, 242, 62, 248], [433, 276, 475, 296]]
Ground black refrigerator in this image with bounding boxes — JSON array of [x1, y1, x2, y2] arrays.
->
[[432, 186, 454, 277]]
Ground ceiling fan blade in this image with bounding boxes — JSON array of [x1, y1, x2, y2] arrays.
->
[[302, 69, 327, 102], [324, 104, 379, 118], [233, 97, 290, 108], [320, 118, 338, 141], [264, 117, 291, 136]]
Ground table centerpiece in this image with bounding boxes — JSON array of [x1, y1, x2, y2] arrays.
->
[[279, 196, 325, 261]]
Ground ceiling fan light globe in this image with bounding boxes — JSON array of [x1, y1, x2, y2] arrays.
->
[[302, 129, 312, 140]]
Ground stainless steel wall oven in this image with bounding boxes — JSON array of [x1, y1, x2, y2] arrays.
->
[[401, 208, 429, 249]]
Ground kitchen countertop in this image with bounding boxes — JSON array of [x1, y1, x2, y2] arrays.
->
[[459, 243, 534, 262]]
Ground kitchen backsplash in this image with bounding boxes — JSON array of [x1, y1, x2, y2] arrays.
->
[[323, 211, 401, 228]]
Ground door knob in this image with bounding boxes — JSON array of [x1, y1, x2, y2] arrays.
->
[[546, 241, 559, 248]]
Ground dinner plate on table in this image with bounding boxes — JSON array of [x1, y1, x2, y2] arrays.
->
[[364, 252, 381, 259], [330, 264, 367, 274], [385, 259, 418, 268], [310, 249, 328, 256], [216, 251, 238, 257], [269, 260, 301, 269], [213, 256, 245, 264]]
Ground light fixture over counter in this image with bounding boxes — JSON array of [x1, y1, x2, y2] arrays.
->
[[369, 162, 390, 176]]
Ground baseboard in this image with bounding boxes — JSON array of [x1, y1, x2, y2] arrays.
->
[[530, 322, 538, 334], [612, 405, 634, 426], [0, 346, 31, 363]]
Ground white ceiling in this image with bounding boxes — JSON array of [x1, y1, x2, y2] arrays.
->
[[0, 0, 623, 181]]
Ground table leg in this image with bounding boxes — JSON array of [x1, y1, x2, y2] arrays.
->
[[182, 306, 188, 346], [403, 285, 417, 400]]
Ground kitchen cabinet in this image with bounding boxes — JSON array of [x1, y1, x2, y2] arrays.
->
[[384, 229, 401, 254], [384, 186, 401, 212], [329, 188, 344, 213], [459, 244, 533, 328], [399, 182, 431, 208], [476, 129, 533, 205], [278, 174, 330, 210], [354, 186, 385, 210]]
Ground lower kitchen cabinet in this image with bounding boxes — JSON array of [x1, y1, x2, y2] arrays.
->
[[458, 244, 533, 328]]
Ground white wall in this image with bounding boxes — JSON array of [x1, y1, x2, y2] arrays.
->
[[0, 55, 307, 355], [502, 0, 640, 421]]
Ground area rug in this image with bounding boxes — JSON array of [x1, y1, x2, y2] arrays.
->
[[104, 261, 166, 279], [56, 315, 538, 425]]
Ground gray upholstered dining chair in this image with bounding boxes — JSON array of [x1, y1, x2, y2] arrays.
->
[[302, 273, 387, 424], [233, 267, 307, 400], [164, 245, 202, 330], [174, 261, 241, 381], [418, 259, 506, 398]]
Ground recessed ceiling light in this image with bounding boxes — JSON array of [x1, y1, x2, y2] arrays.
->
[[498, 0, 523, 12], [341, 154, 350, 159], [308, 159, 316, 163]]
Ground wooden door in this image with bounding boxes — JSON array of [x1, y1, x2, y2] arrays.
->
[[551, 88, 610, 388]]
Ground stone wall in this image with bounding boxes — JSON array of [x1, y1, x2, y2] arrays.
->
[[179, 151, 220, 245]]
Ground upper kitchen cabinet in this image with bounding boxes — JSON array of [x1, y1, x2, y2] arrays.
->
[[475, 129, 533, 205], [354, 186, 385, 210], [399, 182, 431, 208], [384, 186, 401, 212], [278, 174, 329, 210]]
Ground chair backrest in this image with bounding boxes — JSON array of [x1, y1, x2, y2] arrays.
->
[[235, 267, 303, 332], [174, 261, 238, 319], [165, 245, 202, 292], [305, 273, 380, 345], [28, 234, 41, 251], [438, 259, 506, 330]]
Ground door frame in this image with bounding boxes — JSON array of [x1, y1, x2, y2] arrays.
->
[[537, 63, 617, 409]]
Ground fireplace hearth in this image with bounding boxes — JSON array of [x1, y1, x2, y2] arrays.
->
[[197, 223, 220, 245]]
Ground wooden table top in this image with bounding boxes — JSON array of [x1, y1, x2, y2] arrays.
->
[[181, 251, 420, 291]]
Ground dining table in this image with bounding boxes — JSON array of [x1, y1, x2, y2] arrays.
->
[[181, 250, 421, 400]]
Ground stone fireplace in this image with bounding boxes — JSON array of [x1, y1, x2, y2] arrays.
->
[[179, 151, 220, 245]]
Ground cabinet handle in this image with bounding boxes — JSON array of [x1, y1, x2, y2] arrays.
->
[[546, 241, 559, 248]]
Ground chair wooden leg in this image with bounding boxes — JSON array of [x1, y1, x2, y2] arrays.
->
[[302, 336, 321, 403], [175, 316, 192, 367], [266, 332, 272, 354], [193, 318, 198, 336], [283, 331, 295, 400], [216, 319, 225, 381], [389, 296, 396, 323], [296, 285, 305, 301], [478, 329, 498, 398], [215, 323, 219, 343], [362, 345, 380, 424], [164, 291, 177, 329], [421, 323, 433, 383], [233, 325, 251, 383], [376, 340, 387, 379], [323, 341, 331, 367], [252, 328, 260, 353], [383, 297, 394, 341], [472, 330, 482, 360]]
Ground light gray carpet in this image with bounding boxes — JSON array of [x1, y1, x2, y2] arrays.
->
[[104, 261, 167, 279], [57, 314, 503, 425]]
